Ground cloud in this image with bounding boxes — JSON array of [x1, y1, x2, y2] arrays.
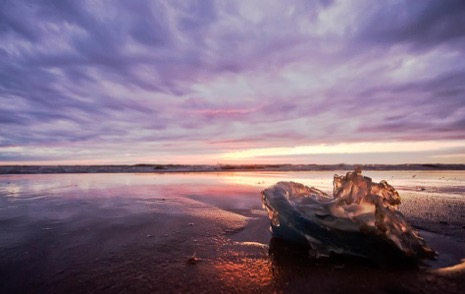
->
[[354, 0, 465, 50], [1, 0, 464, 163]]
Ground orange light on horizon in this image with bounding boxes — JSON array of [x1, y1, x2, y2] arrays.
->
[[219, 140, 465, 161]]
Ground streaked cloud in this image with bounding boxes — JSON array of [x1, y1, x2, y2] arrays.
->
[[1, 0, 464, 164]]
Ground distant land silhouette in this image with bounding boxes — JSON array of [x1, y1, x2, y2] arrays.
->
[[1, 164, 464, 174]]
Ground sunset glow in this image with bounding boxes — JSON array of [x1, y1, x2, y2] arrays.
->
[[1, 1, 465, 165], [221, 141, 465, 161]]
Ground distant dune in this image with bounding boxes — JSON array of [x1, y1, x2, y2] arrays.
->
[[1, 163, 465, 174]]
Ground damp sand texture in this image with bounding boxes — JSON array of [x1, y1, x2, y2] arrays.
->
[[1, 171, 465, 293]]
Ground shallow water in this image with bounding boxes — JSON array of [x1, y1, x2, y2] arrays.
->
[[1, 171, 465, 293]]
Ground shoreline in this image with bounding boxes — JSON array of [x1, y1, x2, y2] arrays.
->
[[1, 163, 465, 174], [1, 171, 464, 293]]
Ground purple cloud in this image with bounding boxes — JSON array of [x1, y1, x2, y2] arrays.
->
[[1, 0, 465, 164], [355, 0, 465, 49]]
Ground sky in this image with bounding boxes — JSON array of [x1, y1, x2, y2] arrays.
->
[[1, 0, 465, 165]]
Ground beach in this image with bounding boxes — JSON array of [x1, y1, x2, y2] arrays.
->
[[1, 171, 465, 293]]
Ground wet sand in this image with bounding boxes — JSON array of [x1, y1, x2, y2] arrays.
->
[[1, 172, 464, 293]]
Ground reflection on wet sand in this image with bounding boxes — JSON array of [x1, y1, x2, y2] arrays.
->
[[265, 237, 457, 293], [212, 254, 273, 291], [0, 172, 464, 293], [203, 235, 464, 293]]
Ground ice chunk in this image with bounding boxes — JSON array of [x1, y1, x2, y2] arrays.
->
[[261, 169, 436, 261]]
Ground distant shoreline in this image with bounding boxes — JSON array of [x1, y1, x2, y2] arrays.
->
[[1, 163, 465, 174]]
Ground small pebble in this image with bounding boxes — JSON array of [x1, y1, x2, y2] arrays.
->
[[187, 253, 201, 264]]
